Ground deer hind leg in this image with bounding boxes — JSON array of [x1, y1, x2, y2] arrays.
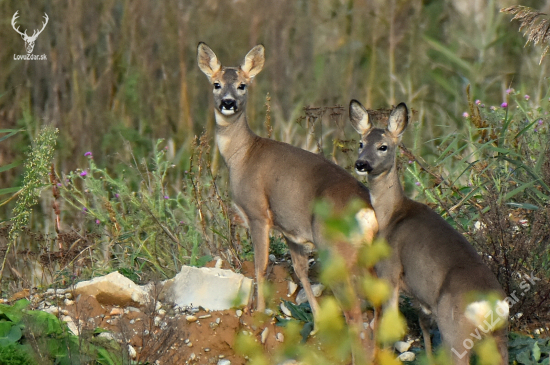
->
[[286, 239, 320, 317], [249, 220, 271, 313], [418, 307, 434, 361]]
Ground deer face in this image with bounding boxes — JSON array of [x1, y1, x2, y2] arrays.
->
[[210, 67, 250, 117], [197, 43, 265, 121], [349, 100, 409, 177]]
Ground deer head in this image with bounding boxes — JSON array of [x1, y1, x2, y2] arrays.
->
[[12, 11, 49, 54]]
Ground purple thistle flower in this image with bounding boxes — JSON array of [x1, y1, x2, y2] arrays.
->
[[538, 119, 543, 125], [501, 102, 508, 108], [57, 183, 62, 187], [525, 95, 530, 100], [164, 195, 169, 199], [115, 193, 120, 198], [83, 207, 88, 212], [415, 181, 421, 186], [84, 151, 92, 157], [475, 99, 481, 105], [462, 112, 469, 118], [80, 170, 87, 177], [506, 88, 514, 95], [95, 219, 100, 224]]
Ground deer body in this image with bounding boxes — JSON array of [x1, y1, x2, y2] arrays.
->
[[350, 100, 508, 364], [197, 43, 377, 339]]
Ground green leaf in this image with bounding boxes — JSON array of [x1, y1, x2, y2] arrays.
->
[[0, 186, 21, 195], [516, 350, 534, 365], [506, 202, 540, 210], [0, 161, 21, 173], [534, 341, 542, 361], [424, 36, 473, 73], [0, 129, 22, 143]]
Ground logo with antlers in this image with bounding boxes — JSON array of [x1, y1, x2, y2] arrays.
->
[[12, 11, 48, 54]]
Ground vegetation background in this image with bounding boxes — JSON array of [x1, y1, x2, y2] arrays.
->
[[1, 0, 550, 362]]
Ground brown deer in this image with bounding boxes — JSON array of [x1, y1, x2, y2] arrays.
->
[[349, 99, 509, 364], [197, 43, 378, 356]]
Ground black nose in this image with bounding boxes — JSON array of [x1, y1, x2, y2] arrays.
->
[[221, 99, 236, 109], [355, 160, 373, 173]]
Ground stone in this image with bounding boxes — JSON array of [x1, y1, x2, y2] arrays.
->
[[218, 359, 231, 365], [397, 351, 416, 361], [295, 283, 324, 305], [73, 271, 149, 306], [394, 340, 413, 353], [159, 265, 253, 311]]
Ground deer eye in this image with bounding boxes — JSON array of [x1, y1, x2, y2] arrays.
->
[[238, 83, 246, 90], [213, 83, 221, 89], [378, 145, 388, 151], [359, 142, 364, 149]]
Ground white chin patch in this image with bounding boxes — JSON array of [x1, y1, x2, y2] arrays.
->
[[355, 169, 369, 176], [221, 108, 236, 116]]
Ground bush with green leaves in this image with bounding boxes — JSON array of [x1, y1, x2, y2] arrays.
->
[[400, 88, 550, 328], [0, 299, 121, 365], [58, 138, 227, 280]]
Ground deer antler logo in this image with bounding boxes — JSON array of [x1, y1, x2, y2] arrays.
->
[[12, 11, 48, 54]]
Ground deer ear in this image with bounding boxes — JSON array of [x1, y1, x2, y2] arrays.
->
[[241, 45, 265, 79], [197, 42, 221, 79], [387, 103, 408, 138], [349, 100, 372, 134]]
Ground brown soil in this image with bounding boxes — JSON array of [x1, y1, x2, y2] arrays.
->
[[10, 261, 300, 365]]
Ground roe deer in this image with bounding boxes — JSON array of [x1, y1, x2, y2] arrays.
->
[[349, 100, 508, 364], [197, 43, 378, 341]]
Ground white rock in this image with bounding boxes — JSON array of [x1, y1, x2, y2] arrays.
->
[[295, 284, 324, 305], [218, 359, 231, 365], [276, 333, 284, 342], [128, 345, 137, 359], [159, 266, 253, 311], [62, 316, 79, 335], [280, 302, 292, 317], [97, 332, 116, 341], [261, 327, 269, 344], [44, 306, 60, 315], [236, 309, 243, 317], [397, 351, 415, 361], [394, 340, 414, 353], [287, 281, 298, 297], [74, 271, 149, 306]]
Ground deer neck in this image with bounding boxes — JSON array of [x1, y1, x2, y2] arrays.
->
[[367, 163, 405, 230], [214, 109, 256, 167]]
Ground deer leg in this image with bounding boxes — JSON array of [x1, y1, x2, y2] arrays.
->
[[249, 220, 271, 313], [286, 239, 320, 317], [418, 309, 433, 361]]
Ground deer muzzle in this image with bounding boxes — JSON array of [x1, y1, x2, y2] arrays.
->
[[355, 160, 373, 174], [220, 98, 238, 115]]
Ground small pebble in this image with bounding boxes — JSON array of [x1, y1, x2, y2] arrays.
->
[[186, 315, 198, 322], [276, 332, 284, 342], [261, 327, 269, 344], [198, 314, 211, 319], [110, 308, 123, 316], [236, 310, 243, 317]]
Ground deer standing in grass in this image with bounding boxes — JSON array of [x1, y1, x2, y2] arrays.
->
[[197, 43, 378, 348], [349, 100, 509, 364]]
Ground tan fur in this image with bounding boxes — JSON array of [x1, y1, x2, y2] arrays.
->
[[198, 43, 378, 362], [350, 99, 508, 364]]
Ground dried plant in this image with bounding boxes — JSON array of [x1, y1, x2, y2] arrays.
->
[[501, 5, 550, 63]]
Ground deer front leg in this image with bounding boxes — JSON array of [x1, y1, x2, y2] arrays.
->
[[249, 220, 271, 313]]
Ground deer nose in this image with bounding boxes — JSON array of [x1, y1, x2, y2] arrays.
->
[[221, 99, 236, 110], [355, 160, 373, 173]]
